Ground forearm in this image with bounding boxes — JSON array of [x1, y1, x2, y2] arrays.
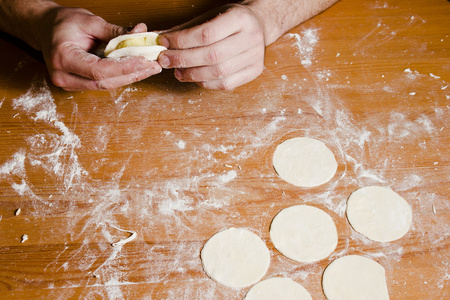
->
[[0, 0, 60, 50], [242, 0, 339, 45]]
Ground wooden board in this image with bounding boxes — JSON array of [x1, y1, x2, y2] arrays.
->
[[0, 0, 449, 299]]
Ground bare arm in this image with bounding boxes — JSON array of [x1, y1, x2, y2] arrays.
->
[[0, 0, 162, 91], [243, 0, 339, 45], [159, 0, 339, 90], [0, 0, 58, 50]]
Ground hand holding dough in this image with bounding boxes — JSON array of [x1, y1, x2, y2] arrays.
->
[[104, 32, 167, 60]]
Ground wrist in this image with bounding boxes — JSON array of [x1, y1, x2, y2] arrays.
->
[[0, 0, 60, 50], [27, 1, 61, 51], [240, 0, 284, 46]]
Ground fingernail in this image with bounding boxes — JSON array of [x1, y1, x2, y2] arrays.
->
[[153, 64, 163, 73], [157, 35, 170, 48], [158, 54, 170, 68], [174, 69, 182, 80]]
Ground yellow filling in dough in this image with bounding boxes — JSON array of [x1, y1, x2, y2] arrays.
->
[[116, 36, 158, 49]]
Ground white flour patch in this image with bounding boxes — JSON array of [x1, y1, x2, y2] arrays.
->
[[218, 170, 237, 184], [0, 151, 26, 177], [287, 28, 319, 67], [7, 80, 88, 192], [176, 140, 186, 149]]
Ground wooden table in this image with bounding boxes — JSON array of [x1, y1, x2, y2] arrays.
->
[[1, 0, 449, 299]]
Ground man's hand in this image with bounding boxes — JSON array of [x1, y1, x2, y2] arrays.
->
[[157, 4, 265, 91], [38, 7, 162, 91], [1, 0, 339, 91]]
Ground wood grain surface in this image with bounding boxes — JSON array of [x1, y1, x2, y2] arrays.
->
[[0, 0, 449, 299]]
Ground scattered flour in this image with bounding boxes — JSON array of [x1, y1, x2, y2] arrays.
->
[[1, 13, 448, 297], [287, 28, 319, 67]]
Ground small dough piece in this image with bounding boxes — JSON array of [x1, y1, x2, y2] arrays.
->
[[201, 228, 270, 288], [244, 277, 312, 300], [273, 137, 337, 187], [346, 186, 412, 242], [104, 32, 167, 60], [270, 205, 337, 262], [322, 255, 390, 300]]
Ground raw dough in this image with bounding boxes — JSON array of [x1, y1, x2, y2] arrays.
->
[[273, 137, 337, 187], [270, 205, 337, 262], [244, 277, 312, 300], [201, 228, 270, 288], [346, 186, 412, 242], [322, 255, 390, 300], [104, 32, 167, 60]]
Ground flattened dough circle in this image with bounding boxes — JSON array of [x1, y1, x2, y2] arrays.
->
[[322, 255, 390, 300], [346, 186, 412, 242], [244, 277, 312, 300], [273, 137, 337, 187], [201, 228, 270, 288], [270, 205, 337, 262], [104, 32, 167, 60]]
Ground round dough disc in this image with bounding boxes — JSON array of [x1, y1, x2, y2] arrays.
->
[[244, 277, 312, 300], [270, 205, 338, 262], [346, 186, 412, 242], [322, 255, 390, 300], [201, 228, 270, 288], [273, 137, 337, 187]]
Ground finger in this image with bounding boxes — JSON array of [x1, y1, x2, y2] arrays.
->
[[159, 8, 243, 49], [59, 45, 161, 81], [159, 31, 259, 69], [175, 47, 264, 82], [51, 67, 159, 91], [85, 16, 148, 43], [197, 63, 264, 90], [127, 23, 148, 34]]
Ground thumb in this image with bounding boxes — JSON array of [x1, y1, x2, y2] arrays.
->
[[92, 20, 148, 43], [127, 23, 148, 34]]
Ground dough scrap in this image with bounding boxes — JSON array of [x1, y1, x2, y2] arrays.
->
[[346, 186, 412, 242], [244, 277, 312, 300], [273, 137, 337, 187], [270, 205, 337, 262], [201, 228, 270, 288], [322, 255, 390, 300], [104, 32, 167, 60]]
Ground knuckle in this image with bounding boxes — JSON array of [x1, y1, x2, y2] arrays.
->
[[172, 54, 188, 68], [207, 48, 222, 65], [89, 69, 106, 81], [88, 15, 106, 27], [201, 27, 215, 45], [218, 80, 234, 91], [212, 64, 228, 79], [94, 80, 111, 91], [171, 33, 186, 49]]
